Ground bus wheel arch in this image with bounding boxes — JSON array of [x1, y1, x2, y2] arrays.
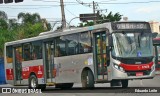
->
[[81, 67, 95, 89]]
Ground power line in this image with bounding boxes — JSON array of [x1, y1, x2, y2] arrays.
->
[[99, 0, 117, 2], [0, 5, 60, 6], [0, 6, 55, 9], [76, 0, 93, 8], [98, 0, 160, 4], [33, 0, 77, 3], [64, 7, 77, 17]]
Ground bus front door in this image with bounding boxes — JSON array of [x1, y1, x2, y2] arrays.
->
[[44, 41, 55, 83], [93, 32, 108, 80], [13, 46, 23, 85]]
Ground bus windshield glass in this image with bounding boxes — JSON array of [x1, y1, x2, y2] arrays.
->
[[112, 31, 153, 58]]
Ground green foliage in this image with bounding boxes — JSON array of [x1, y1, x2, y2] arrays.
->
[[0, 12, 51, 57], [0, 11, 8, 21], [18, 12, 41, 24], [0, 19, 8, 30], [0, 29, 15, 57], [79, 11, 122, 27]]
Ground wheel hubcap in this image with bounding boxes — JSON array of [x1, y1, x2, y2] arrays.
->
[[31, 78, 36, 88], [86, 76, 89, 84]]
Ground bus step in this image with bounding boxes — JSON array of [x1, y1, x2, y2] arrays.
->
[[46, 82, 55, 86]]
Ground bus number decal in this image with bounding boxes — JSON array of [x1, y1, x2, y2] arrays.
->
[[88, 57, 93, 65], [22, 67, 29, 71]]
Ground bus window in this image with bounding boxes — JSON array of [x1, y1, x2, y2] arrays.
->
[[6, 46, 13, 63], [16, 47, 23, 63], [64, 33, 79, 55], [79, 32, 92, 53], [23, 43, 31, 61], [32, 41, 42, 59], [55, 37, 67, 57]]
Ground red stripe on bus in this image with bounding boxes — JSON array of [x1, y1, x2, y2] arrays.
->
[[6, 65, 44, 80], [120, 62, 153, 71], [6, 69, 14, 80], [22, 65, 44, 79]]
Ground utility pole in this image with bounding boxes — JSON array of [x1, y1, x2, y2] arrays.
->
[[93, 1, 96, 25], [60, 0, 66, 29]]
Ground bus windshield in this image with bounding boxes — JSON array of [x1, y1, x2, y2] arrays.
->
[[112, 31, 153, 58]]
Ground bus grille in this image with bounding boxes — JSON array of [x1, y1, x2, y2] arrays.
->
[[126, 70, 151, 76]]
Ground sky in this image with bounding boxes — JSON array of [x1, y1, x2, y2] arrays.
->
[[0, 0, 160, 30]]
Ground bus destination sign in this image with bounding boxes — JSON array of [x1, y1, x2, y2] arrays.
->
[[113, 22, 149, 30]]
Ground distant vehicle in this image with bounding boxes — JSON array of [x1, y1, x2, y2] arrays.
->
[[4, 21, 155, 89], [153, 38, 160, 75]]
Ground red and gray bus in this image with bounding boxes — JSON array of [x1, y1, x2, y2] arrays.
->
[[4, 21, 155, 89]]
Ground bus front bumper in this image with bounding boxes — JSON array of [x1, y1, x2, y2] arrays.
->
[[111, 67, 155, 80]]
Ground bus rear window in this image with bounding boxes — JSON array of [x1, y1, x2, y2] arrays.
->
[[6, 46, 13, 63]]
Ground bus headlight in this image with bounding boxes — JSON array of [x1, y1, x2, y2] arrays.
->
[[113, 63, 125, 72], [151, 64, 155, 71]]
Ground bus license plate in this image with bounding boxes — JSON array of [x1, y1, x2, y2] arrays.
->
[[136, 72, 143, 76]]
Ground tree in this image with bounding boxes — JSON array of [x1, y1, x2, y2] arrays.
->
[[0, 11, 52, 57], [0, 19, 8, 30], [0, 11, 8, 30], [18, 12, 41, 24], [0, 11, 8, 21], [41, 18, 51, 31], [0, 29, 15, 57], [79, 11, 122, 27], [8, 19, 18, 30]]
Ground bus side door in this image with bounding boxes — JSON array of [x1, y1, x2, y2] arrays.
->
[[13, 46, 23, 85], [43, 40, 56, 83], [93, 29, 110, 81]]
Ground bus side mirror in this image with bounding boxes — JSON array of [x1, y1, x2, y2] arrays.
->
[[152, 32, 158, 38]]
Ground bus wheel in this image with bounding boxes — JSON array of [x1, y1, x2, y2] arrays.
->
[[121, 80, 128, 88], [110, 80, 121, 87], [55, 83, 73, 89], [81, 70, 94, 89], [29, 75, 38, 89]]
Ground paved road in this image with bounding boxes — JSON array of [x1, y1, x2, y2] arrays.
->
[[0, 75, 160, 96]]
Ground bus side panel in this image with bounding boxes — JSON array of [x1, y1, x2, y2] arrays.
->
[[21, 59, 44, 85], [6, 68, 14, 80], [54, 53, 94, 84], [5, 63, 14, 85]]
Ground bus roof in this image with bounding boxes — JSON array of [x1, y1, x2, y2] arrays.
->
[[5, 21, 149, 46], [5, 22, 111, 46]]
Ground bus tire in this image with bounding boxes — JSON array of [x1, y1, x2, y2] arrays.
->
[[81, 70, 94, 89], [29, 75, 38, 89], [121, 80, 128, 88], [55, 83, 73, 89], [110, 80, 121, 87]]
